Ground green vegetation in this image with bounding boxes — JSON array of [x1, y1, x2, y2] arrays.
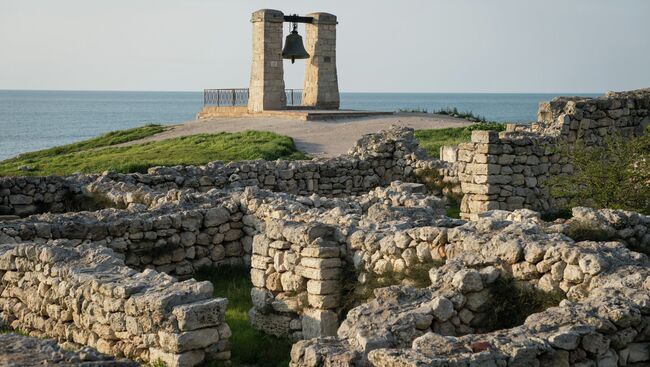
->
[[341, 260, 444, 314], [414, 122, 506, 159], [413, 167, 462, 218], [564, 220, 616, 242], [148, 359, 166, 367], [0, 325, 29, 336], [547, 128, 650, 215], [0, 128, 309, 176], [432, 107, 490, 123], [398, 107, 492, 123], [16, 124, 167, 160], [195, 266, 293, 367], [483, 276, 564, 332]]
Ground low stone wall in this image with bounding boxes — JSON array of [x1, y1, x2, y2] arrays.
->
[[0, 126, 458, 218], [0, 197, 254, 278], [290, 208, 650, 367], [458, 88, 650, 219], [145, 126, 432, 197], [0, 175, 95, 217], [564, 206, 650, 253], [196, 106, 249, 119], [0, 241, 230, 366]]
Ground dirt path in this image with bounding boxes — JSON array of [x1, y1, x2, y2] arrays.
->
[[120, 113, 472, 157]]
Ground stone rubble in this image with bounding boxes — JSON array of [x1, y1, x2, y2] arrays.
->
[[0, 332, 138, 366], [290, 208, 650, 367]]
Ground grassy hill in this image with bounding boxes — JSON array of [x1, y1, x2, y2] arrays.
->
[[0, 125, 308, 176]]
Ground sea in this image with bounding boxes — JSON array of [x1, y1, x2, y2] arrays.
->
[[0, 90, 599, 161]]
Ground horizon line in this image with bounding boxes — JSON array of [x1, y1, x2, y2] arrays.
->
[[0, 88, 606, 95]]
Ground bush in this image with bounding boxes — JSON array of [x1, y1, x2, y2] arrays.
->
[[548, 129, 650, 215]]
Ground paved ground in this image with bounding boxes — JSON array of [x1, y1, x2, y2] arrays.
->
[[121, 113, 472, 158]]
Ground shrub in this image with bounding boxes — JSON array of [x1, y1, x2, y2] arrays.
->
[[548, 129, 650, 215]]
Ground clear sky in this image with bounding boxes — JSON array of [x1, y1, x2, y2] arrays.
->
[[1, 0, 649, 93]]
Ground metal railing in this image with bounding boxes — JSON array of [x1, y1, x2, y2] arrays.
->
[[203, 89, 249, 107], [285, 89, 303, 106], [203, 88, 304, 107]]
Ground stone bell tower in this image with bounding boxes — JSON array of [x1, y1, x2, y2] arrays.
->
[[248, 9, 340, 112]]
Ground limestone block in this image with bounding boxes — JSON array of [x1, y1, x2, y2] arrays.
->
[[464, 289, 490, 312], [158, 327, 219, 353], [307, 279, 339, 295], [172, 298, 228, 332], [563, 264, 584, 283], [549, 330, 581, 350], [301, 308, 338, 338], [307, 293, 340, 309], [203, 207, 230, 228], [149, 348, 205, 367], [301, 247, 340, 258], [300, 257, 342, 269], [471, 131, 499, 144], [581, 333, 610, 356], [451, 269, 483, 292], [511, 262, 539, 280], [430, 297, 454, 321], [251, 255, 272, 270], [296, 266, 341, 280]]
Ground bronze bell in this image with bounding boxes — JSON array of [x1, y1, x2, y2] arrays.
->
[[282, 24, 309, 64]]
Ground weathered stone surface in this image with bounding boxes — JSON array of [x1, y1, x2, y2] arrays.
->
[[0, 333, 137, 367]]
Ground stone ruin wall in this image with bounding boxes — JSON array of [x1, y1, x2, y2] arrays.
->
[[0, 241, 231, 367], [291, 207, 650, 367], [454, 88, 650, 220], [0, 126, 455, 219]]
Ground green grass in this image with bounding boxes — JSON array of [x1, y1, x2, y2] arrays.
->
[[0, 326, 29, 336], [195, 267, 293, 367], [0, 129, 309, 176], [15, 124, 167, 160], [414, 122, 506, 158]]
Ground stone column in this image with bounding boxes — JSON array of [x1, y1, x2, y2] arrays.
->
[[248, 9, 286, 112], [302, 13, 340, 110]]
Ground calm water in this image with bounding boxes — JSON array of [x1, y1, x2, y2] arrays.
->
[[0, 90, 598, 160]]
